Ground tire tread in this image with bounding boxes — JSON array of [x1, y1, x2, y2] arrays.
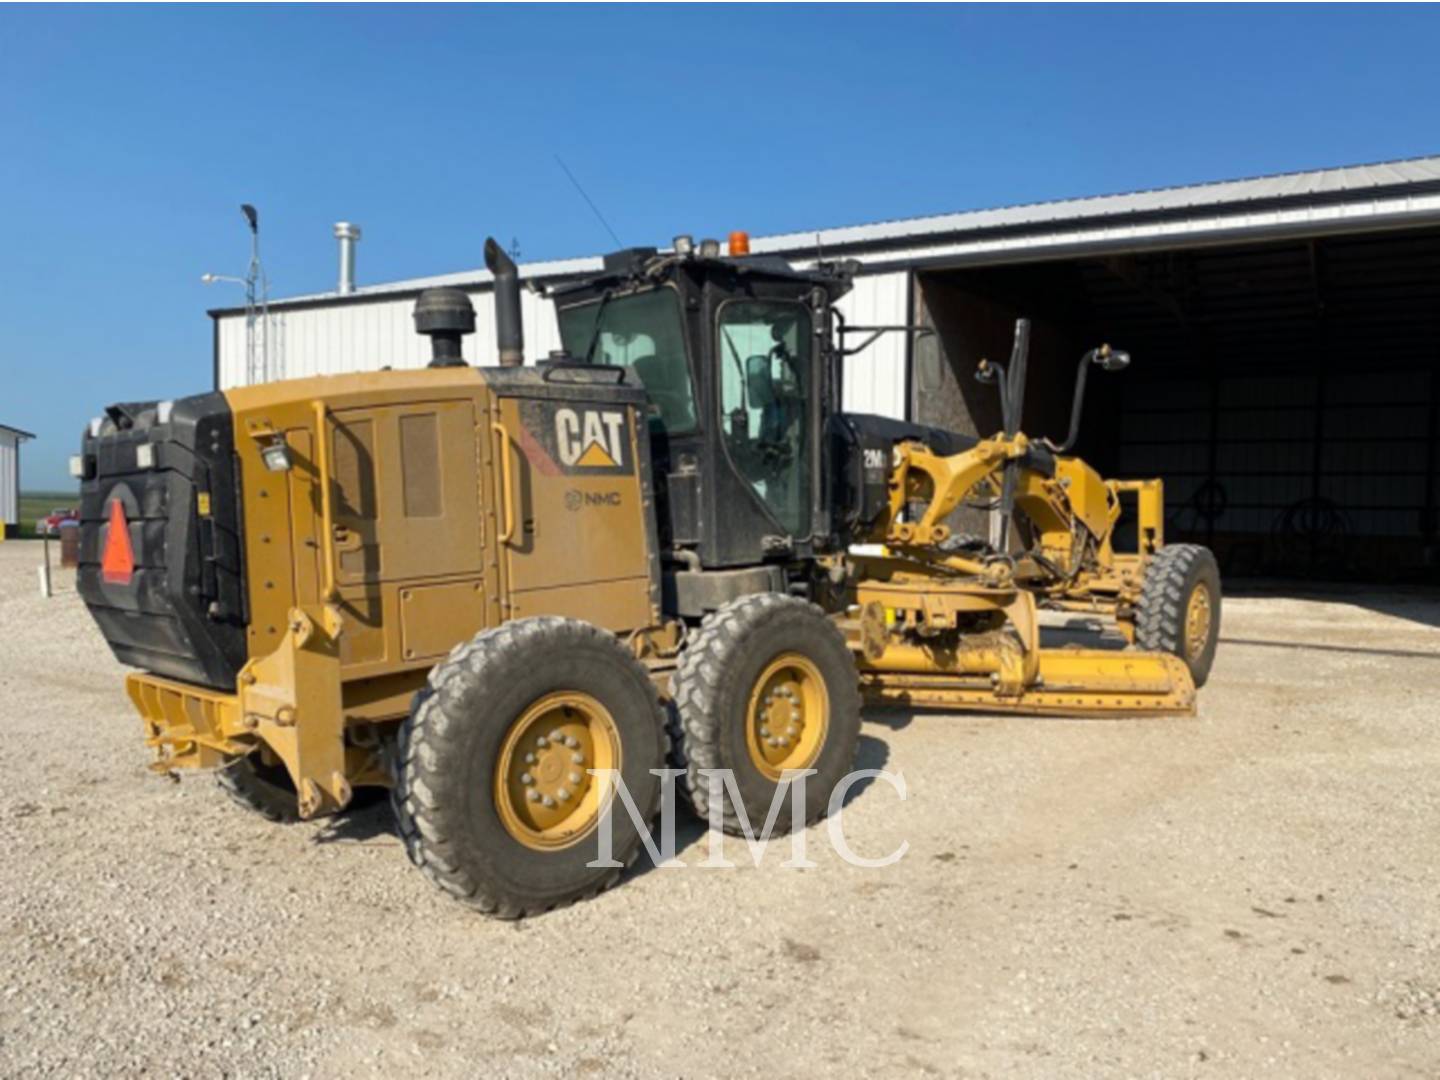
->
[[391, 616, 668, 919], [669, 593, 859, 835]]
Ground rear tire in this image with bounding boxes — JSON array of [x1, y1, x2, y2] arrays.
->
[[392, 617, 669, 918], [216, 754, 300, 823], [670, 594, 861, 836], [1136, 543, 1222, 687]]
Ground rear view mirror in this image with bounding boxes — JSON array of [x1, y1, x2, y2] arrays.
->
[[1094, 345, 1131, 372], [1044, 343, 1131, 454]]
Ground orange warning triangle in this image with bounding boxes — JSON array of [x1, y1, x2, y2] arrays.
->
[[575, 440, 618, 468], [101, 499, 135, 584]]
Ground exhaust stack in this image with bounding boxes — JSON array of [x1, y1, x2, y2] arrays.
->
[[333, 222, 362, 294], [484, 237, 524, 367], [413, 288, 475, 368]]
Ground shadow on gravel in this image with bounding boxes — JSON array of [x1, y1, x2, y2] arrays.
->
[[1219, 636, 1440, 661], [864, 707, 915, 731], [311, 794, 396, 845], [844, 733, 891, 809]]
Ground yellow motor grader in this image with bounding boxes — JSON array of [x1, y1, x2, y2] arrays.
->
[[76, 234, 1219, 916]]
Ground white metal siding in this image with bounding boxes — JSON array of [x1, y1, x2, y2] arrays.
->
[[0, 432, 18, 527], [215, 271, 912, 421], [833, 272, 909, 419], [217, 289, 564, 389]]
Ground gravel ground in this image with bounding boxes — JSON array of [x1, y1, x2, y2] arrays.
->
[[1, 541, 1437, 1078]]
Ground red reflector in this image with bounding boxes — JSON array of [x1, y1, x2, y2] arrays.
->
[[101, 499, 135, 584]]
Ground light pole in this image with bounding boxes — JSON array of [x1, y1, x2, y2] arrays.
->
[[202, 205, 273, 384]]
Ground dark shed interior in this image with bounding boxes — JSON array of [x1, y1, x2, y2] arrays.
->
[[911, 226, 1440, 580]]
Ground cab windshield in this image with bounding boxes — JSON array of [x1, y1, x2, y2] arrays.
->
[[556, 289, 697, 436]]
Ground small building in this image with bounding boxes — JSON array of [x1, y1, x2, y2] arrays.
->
[[0, 423, 35, 540], [210, 156, 1440, 579]]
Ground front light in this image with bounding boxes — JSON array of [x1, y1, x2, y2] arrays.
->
[[69, 454, 85, 478], [261, 439, 293, 472]]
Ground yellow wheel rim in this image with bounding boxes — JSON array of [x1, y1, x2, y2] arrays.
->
[[494, 692, 620, 851], [745, 653, 829, 781], [1185, 584, 1213, 660]]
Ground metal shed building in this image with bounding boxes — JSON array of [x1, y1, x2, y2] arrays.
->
[[212, 155, 1440, 579], [0, 423, 35, 538]]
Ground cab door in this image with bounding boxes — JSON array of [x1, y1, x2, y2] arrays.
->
[[714, 298, 816, 554]]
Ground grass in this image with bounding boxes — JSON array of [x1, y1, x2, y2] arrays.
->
[[11, 490, 79, 540]]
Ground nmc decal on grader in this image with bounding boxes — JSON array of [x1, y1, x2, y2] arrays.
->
[[76, 233, 1220, 916]]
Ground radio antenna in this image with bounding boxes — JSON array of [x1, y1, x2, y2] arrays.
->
[[555, 154, 623, 249]]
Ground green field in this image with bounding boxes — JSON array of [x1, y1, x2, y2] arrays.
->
[[12, 490, 80, 539]]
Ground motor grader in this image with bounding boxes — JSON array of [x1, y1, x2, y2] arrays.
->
[[76, 234, 1219, 916]]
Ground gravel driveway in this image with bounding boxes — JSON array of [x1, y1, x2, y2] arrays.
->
[[1, 541, 1437, 1078]]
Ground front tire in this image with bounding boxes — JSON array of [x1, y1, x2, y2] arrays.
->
[[670, 594, 861, 836], [216, 753, 300, 823], [392, 617, 669, 918], [1136, 543, 1222, 687]]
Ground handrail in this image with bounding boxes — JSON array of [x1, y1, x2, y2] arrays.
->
[[492, 422, 516, 545], [311, 401, 339, 602]]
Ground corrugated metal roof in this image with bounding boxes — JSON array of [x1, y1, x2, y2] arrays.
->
[[228, 154, 1440, 312], [754, 155, 1440, 252]]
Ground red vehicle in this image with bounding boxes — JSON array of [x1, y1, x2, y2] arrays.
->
[[36, 507, 78, 536]]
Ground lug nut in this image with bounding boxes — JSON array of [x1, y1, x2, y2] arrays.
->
[[557, 788, 572, 802], [760, 726, 771, 737], [548, 729, 563, 743], [521, 772, 534, 786], [565, 735, 580, 749], [526, 790, 541, 803], [536, 736, 548, 747], [569, 772, 582, 784], [524, 752, 536, 764], [542, 795, 556, 808], [571, 752, 584, 765]]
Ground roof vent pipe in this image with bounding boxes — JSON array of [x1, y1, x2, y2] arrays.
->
[[484, 236, 524, 367], [333, 222, 362, 294]]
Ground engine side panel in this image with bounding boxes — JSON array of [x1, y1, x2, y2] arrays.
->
[[485, 367, 660, 632]]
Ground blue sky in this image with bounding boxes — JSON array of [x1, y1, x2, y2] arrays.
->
[[2, 3, 1436, 488]]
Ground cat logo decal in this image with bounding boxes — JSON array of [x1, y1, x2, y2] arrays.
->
[[555, 408, 626, 469]]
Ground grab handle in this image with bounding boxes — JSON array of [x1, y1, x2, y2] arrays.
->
[[492, 422, 516, 545], [311, 401, 339, 603]]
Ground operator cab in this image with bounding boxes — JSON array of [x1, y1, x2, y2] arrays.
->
[[549, 241, 855, 579]]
